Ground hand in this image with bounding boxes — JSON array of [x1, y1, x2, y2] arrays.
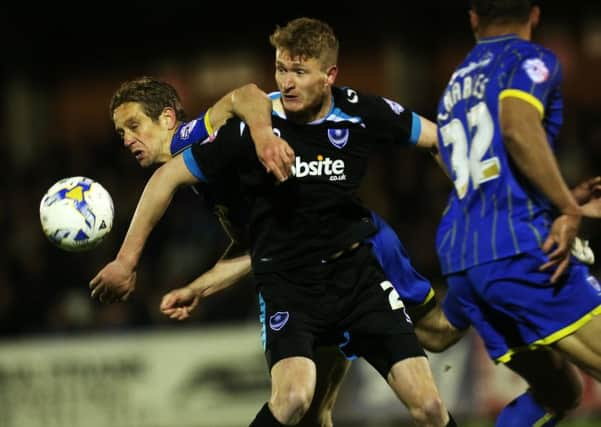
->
[[160, 287, 200, 320], [580, 197, 601, 219], [252, 128, 295, 182], [571, 176, 601, 205], [89, 259, 136, 303], [540, 214, 581, 284]]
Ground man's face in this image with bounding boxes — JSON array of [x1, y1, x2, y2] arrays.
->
[[112, 102, 170, 167], [274, 49, 332, 121]]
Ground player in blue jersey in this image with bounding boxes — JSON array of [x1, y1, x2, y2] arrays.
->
[[435, 1, 601, 425], [92, 18, 459, 427]]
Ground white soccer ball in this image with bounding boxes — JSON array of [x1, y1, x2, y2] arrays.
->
[[40, 176, 114, 252]]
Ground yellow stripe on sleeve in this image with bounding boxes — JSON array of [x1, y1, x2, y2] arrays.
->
[[499, 89, 544, 118], [204, 108, 214, 135]]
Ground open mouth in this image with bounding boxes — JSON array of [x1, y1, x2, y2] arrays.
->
[[133, 149, 144, 161]]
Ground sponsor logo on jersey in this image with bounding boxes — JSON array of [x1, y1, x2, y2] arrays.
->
[[383, 98, 404, 115], [327, 128, 349, 149], [269, 311, 289, 331], [291, 155, 346, 181], [179, 119, 198, 140], [523, 58, 549, 83]]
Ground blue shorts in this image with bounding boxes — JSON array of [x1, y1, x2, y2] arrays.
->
[[369, 212, 435, 318], [442, 248, 601, 363]]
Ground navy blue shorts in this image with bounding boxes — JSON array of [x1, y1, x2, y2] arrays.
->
[[256, 244, 425, 378]]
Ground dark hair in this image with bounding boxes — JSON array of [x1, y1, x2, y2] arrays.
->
[[269, 17, 339, 68], [109, 77, 186, 122], [470, 0, 533, 25]]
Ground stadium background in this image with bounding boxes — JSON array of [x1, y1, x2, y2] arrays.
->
[[1, 2, 601, 426]]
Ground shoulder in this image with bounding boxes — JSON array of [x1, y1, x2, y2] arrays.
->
[[504, 39, 560, 72], [332, 86, 407, 117]]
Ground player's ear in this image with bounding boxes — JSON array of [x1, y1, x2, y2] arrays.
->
[[469, 10, 479, 37], [160, 107, 178, 130], [325, 65, 338, 87], [530, 5, 540, 29]]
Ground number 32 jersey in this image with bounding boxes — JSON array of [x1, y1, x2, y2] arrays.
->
[[435, 35, 563, 275]]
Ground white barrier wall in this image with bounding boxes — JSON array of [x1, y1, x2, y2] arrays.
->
[[0, 326, 599, 426], [0, 326, 270, 427]]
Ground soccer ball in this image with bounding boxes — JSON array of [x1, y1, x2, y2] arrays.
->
[[40, 176, 114, 252]]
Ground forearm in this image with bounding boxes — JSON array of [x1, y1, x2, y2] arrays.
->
[[188, 255, 252, 298], [117, 158, 191, 268], [230, 83, 272, 129]]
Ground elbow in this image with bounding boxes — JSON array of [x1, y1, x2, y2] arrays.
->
[[500, 126, 523, 152]]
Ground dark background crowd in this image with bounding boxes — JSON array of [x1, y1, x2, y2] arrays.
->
[[1, 2, 601, 337]]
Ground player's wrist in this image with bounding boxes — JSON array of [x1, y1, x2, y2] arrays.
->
[[116, 252, 138, 271]]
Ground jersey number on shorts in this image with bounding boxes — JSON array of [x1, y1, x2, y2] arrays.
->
[[380, 281, 405, 310], [439, 101, 500, 199], [380, 281, 412, 324]]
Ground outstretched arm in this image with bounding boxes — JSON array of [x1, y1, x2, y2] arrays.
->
[[160, 254, 252, 320], [90, 155, 198, 303]]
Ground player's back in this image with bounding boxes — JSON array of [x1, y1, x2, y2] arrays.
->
[[435, 34, 563, 274]]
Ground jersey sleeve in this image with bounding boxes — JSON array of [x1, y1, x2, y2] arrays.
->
[[499, 47, 562, 118], [359, 91, 420, 146], [170, 110, 213, 155], [183, 118, 248, 184]]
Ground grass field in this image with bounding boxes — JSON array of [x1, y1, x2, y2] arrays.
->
[[463, 420, 600, 427]]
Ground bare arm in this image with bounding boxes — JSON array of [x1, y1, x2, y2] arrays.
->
[[160, 255, 252, 320], [90, 155, 198, 302], [501, 97, 583, 282], [415, 115, 450, 178], [208, 83, 294, 181]]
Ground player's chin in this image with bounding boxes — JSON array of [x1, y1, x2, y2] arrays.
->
[[282, 98, 303, 111], [137, 157, 152, 167]]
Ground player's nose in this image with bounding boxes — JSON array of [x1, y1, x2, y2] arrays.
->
[[122, 131, 136, 147]]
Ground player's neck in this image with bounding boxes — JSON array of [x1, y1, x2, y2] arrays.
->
[[477, 23, 532, 41], [158, 127, 179, 163]]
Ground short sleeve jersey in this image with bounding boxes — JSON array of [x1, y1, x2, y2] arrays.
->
[[184, 86, 422, 273], [435, 35, 563, 274]]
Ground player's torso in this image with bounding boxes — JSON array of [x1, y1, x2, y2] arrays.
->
[[435, 36, 561, 274], [246, 87, 407, 272], [201, 173, 250, 249]]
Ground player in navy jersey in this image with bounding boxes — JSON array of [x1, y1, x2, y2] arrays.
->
[[435, 1, 601, 425], [91, 18, 458, 427]]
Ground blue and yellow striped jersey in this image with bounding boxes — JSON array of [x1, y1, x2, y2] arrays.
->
[[435, 34, 563, 274]]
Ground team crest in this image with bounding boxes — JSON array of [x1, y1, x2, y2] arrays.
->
[[523, 58, 549, 83], [179, 119, 198, 140], [328, 128, 349, 149], [269, 311, 289, 331]]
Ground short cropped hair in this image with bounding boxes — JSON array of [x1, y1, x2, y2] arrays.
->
[[471, 0, 533, 25], [269, 17, 339, 69], [109, 77, 186, 122]]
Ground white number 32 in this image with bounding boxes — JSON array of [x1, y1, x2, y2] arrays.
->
[[439, 101, 500, 199]]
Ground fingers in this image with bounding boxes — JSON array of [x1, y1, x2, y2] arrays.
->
[[541, 235, 555, 253], [550, 256, 570, 284], [161, 306, 190, 320], [259, 140, 295, 182]]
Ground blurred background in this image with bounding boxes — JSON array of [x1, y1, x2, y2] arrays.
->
[[1, 2, 601, 426]]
